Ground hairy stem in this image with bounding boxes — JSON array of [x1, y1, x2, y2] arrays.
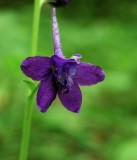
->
[[52, 7, 64, 58]]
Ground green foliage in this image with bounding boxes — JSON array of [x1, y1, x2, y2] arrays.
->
[[0, 2, 137, 160]]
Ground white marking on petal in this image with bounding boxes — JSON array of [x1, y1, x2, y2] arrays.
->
[[71, 54, 82, 64]]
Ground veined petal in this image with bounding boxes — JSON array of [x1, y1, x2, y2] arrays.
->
[[73, 62, 105, 86], [21, 56, 52, 81], [37, 75, 57, 112], [58, 83, 82, 113]]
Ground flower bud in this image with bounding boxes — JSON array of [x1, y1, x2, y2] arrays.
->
[[49, 0, 70, 7]]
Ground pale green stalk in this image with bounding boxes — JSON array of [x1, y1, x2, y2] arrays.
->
[[20, 0, 46, 160], [31, 0, 46, 56]]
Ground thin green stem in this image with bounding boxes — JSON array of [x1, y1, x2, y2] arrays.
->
[[31, 0, 46, 56], [20, 85, 39, 160], [20, 0, 46, 159], [19, 95, 33, 160]]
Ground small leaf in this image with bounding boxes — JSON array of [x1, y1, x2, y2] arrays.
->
[[23, 80, 36, 91]]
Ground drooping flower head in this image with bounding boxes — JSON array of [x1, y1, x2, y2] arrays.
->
[[21, 8, 105, 113]]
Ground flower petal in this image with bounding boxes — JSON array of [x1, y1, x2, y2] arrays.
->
[[21, 56, 53, 81], [37, 75, 57, 112], [52, 55, 76, 67], [58, 83, 82, 113], [73, 62, 105, 86]]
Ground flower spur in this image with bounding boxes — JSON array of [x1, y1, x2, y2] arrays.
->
[[21, 8, 105, 113]]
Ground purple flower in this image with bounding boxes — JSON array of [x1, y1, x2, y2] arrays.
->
[[21, 8, 105, 113]]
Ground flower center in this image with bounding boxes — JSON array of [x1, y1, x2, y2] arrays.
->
[[52, 65, 74, 93], [51, 55, 77, 93], [54, 69, 72, 93]]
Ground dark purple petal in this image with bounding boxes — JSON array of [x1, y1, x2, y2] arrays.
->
[[63, 62, 76, 76], [37, 75, 57, 112], [58, 83, 82, 113], [51, 55, 66, 68], [51, 55, 76, 75], [73, 62, 105, 86], [52, 55, 75, 66], [21, 56, 53, 81]]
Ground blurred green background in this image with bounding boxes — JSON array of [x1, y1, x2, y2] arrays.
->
[[0, 0, 137, 160]]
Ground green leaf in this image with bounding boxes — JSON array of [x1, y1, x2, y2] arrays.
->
[[23, 80, 36, 91]]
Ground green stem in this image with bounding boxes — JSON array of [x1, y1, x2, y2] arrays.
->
[[20, 0, 46, 159], [19, 94, 33, 160], [31, 0, 41, 56], [19, 86, 39, 160]]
